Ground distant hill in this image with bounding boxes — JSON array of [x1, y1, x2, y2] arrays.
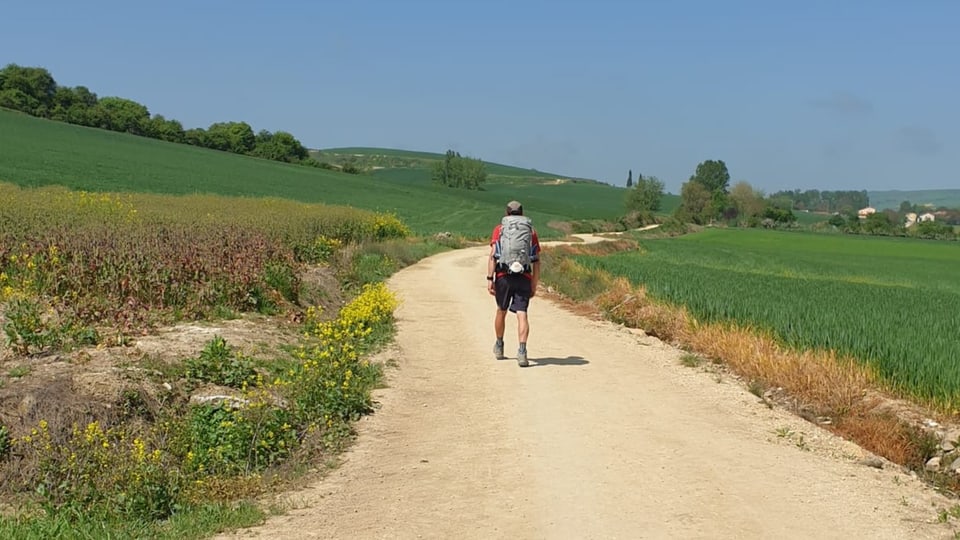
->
[[315, 146, 682, 220], [869, 190, 960, 211], [314, 147, 604, 185]]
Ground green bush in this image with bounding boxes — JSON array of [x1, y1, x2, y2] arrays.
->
[[185, 402, 296, 476], [263, 260, 299, 303], [2, 297, 61, 355], [341, 253, 396, 290], [185, 336, 256, 388]]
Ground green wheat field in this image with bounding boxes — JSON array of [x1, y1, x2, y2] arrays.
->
[[582, 228, 960, 406]]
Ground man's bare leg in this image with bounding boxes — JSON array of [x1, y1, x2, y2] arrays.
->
[[516, 311, 529, 344], [493, 309, 507, 359], [516, 311, 530, 367]]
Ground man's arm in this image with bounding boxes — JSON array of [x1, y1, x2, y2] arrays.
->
[[487, 244, 497, 295], [530, 230, 541, 297], [530, 260, 540, 297]]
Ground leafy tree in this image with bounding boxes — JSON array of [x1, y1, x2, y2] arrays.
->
[[0, 88, 40, 115], [914, 220, 955, 240], [844, 213, 862, 233], [461, 156, 487, 189], [184, 128, 208, 148], [862, 212, 895, 235], [761, 206, 796, 224], [626, 169, 633, 188], [205, 121, 255, 154], [681, 159, 732, 223], [50, 87, 79, 121], [675, 181, 713, 225], [251, 130, 309, 162], [729, 181, 766, 219], [690, 159, 730, 194], [97, 97, 150, 135], [72, 86, 98, 108], [625, 175, 664, 213], [0, 64, 56, 115], [61, 86, 99, 126], [432, 150, 459, 187], [83, 103, 110, 130], [147, 115, 186, 143], [432, 150, 486, 190]]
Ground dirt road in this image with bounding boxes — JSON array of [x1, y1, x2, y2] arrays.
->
[[219, 244, 954, 540]]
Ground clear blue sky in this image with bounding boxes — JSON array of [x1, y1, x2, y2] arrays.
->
[[3, 0, 957, 193]]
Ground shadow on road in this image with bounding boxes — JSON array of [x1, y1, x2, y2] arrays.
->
[[529, 356, 588, 367]]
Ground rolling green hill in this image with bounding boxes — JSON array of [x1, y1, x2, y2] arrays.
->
[[0, 109, 635, 238], [316, 146, 683, 222], [317, 146, 590, 184]]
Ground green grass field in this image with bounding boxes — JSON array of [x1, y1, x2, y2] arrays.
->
[[0, 110, 636, 238], [793, 210, 832, 226], [582, 228, 960, 405]]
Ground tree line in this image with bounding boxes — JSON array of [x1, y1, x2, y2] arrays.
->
[[624, 160, 766, 227], [767, 189, 869, 214], [623, 160, 957, 240], [0, 63, 329, 168]]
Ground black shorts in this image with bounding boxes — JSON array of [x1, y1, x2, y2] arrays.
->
[[495, 274, 532, 313]]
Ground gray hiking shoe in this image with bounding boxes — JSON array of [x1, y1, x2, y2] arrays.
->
[[493, 341, 505, 360], [517, 350, 529, 367]]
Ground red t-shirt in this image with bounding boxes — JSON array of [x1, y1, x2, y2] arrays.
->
[[490, 224, 540, 278]]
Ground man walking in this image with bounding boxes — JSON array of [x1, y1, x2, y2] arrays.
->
[[487, 200, 541, 367]]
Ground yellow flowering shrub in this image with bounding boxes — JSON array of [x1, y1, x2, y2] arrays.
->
[[183, 284, 398, 474], [287, 283, 397, 448], [371, 212, 412, 240]]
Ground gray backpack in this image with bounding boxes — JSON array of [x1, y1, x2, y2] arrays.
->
[[499, 215, 533, 273]]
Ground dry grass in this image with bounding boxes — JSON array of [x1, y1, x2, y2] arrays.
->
[[596, 279, 689, 344], [686, 325, 874, 417], [548, 239, 638, 257], [832, 409, 919, 466]]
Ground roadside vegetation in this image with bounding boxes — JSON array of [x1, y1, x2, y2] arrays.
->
[[0, 183, 462, 538]]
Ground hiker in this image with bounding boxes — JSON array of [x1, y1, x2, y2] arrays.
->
[[487, 200, 541, 367]]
